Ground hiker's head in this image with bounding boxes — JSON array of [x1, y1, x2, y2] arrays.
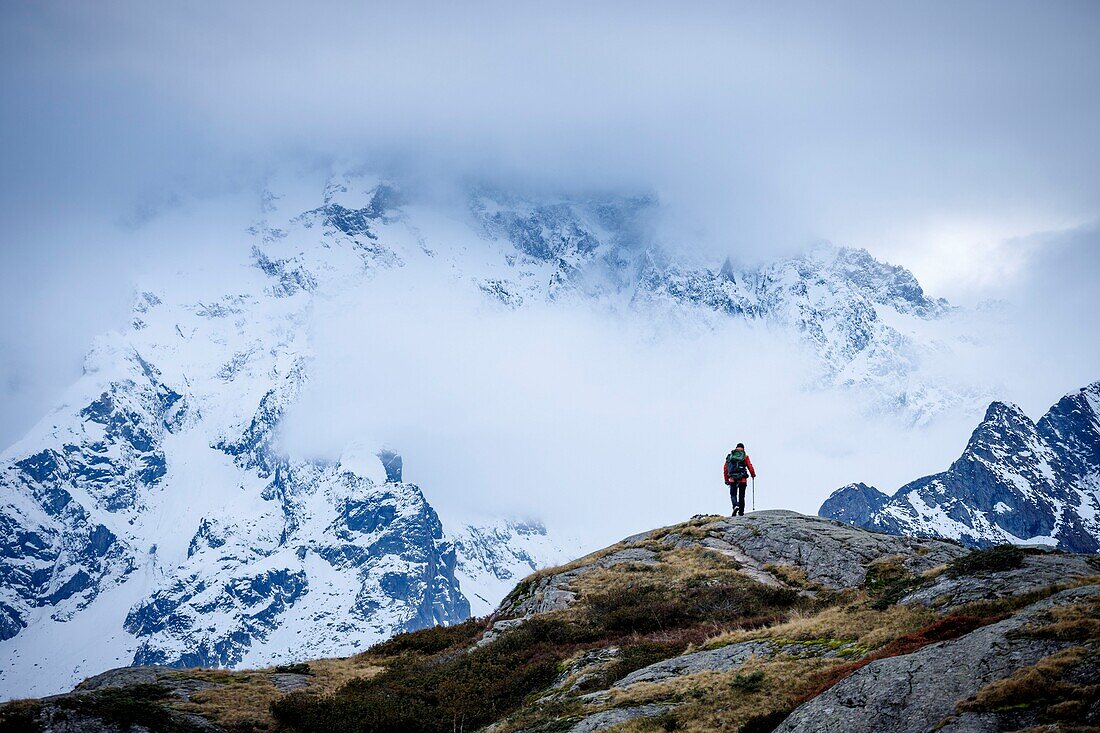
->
[[736, 443, 745, 450]]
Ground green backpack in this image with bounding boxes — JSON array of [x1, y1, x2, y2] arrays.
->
[[725, 449, 749, 480]]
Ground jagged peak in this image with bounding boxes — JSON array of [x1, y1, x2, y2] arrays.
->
[[961, 400, 1041, 454]]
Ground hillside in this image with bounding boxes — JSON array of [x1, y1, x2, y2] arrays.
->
[[3, 511, 1097, 733]]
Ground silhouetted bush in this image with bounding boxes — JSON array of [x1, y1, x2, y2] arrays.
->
[[0, 701, 40, 733], [273, 662, 314, 675], [948, 545, 1025, 577], [272, 573, 799, 731], [740, 708, 791, 733], [366, 617, 490, 656], [273, 623, 567, 733]]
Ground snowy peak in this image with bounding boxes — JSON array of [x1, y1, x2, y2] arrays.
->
[[820, 381, 1100, 552], [1038, 381, 1100, 483], [450, 519, 568, 617], [825, 246, 948, 317], [817, 482, 889, 527]]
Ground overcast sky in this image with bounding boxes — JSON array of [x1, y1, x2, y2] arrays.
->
[[1, 1, 1098, 449]]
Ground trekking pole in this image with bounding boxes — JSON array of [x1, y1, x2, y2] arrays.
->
[[752, 477, 755, 512]]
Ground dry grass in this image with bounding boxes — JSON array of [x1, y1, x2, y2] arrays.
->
[[954, 644, 1100, 730], [1008, 595, 1100, 642], [172, 672, 283, 731], [703, 593, 935, 652], [606, 656, 844, 733], [305, 657, 384, 695], [764, 564, 812, 589], [568, 546, 742, 599], [517, 516, 728, 589], [950, 575, 1100, 620], [167, 658, 383, 731]]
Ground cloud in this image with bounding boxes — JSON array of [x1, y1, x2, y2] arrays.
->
[[1, 0, 1098, 461], [276, 266, 982, 545]]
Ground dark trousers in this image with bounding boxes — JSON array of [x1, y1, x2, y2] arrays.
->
[[729, 482, 747, 515]]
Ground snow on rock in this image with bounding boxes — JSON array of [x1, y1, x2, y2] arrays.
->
[[0, 170, 983, 699], [820, 382, 1100, 552], [450, 520, 570, 617]]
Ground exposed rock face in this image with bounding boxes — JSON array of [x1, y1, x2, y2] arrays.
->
[[900, 552, 1100, 611], [497, 546, 660, 619], [566, 704, 673, 733], [776, 586, 1100, 733], [698, 511, 963, 589], [821, 381, 1100, 553], [485, 513, 1098, 733], [497, 512, 964, 622]]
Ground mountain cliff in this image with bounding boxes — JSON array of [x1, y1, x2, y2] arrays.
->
[[4, 512, 1096, 732], [820, 381, 1100, 552]]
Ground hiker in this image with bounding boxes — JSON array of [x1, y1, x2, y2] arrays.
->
[[723, 443, 756, 516]]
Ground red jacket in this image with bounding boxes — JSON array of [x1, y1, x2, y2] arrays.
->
[[723, 453, 756, 484]]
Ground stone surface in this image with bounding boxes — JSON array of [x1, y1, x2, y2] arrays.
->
[[74, 665, 218, 702], [613, 641, 775, 687], [901, 552, 1100, 611], [269, 672, 311, 693], [703, 511, 965, 589], [497, 547, 658, 618], [567, 704, 672, 733], [776, 585, 1099, 733]]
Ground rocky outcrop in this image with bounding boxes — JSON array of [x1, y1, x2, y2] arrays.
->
[[900, 551, 1100, 611], [695, 511, 963, 589], [497, 512, 964, 623], [776, 586, 1100, 733]]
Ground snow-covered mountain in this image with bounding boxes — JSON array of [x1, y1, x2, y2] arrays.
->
[[819, 382, 1100, 552], [1, 170, 973, 699], [467, 188, 972, 423]]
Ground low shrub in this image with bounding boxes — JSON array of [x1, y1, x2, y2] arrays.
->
[[272, 662, 314, 675], [51, 684, 201, 732], [729, 670, 766, 692], [585, 576, 797, 635], [365, 617, 490, 656], [864, 557, 919, 609], [947, 545, 1024, 577], [740, 708, 791, 733], [273, 618, 577, 733], [0, 701, 40, 733]]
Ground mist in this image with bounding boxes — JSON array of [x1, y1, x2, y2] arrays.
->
[[274, 263, 978, 546], [2, 0, 1099, 500]]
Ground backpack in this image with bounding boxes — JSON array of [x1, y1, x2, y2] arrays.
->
[[725, 449, 749, 481]]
